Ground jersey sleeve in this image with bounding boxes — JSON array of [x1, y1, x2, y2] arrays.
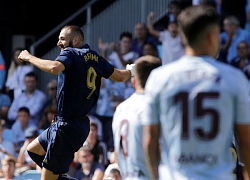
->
[[55, 49, 73, 71]]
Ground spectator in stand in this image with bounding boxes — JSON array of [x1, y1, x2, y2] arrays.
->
[[147, 12, 185, 65], [98, 31, 139, 70], [220, 0, 247, 29], [0, 155, 18, 180], [99, 31, 139, 100], [0, 51, 6, 93], [0, 119, 15, 168], [11, 107, 37, 154], [43, 79, 57, 110], [219, 15, 250, 64], [131, 23, 159, 57], [0, 90, 11, 120], [74, 145, 104, 180], [5, 47, 33, 101], [7, 72, 46, 128], [38, 106, 57, 130], [245, 0, 250, 33], [230, 41, 250, 80], [142, 42, 159, 58], [153, 0, 182, 31], [83, 122, 109, 168], [15, 127, 38, 174]]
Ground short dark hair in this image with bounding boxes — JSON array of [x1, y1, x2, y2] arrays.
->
[[1, 155, 16, 165], [18, 106, 30, 115], [25, 71, 37, 81], [177, 5, 219, 47], [237, 41, 249, 49], [135, 55, 162, 88], [62, 25, 84, 42], [169, 0, 181, 8], [119, 31, 133, 40]]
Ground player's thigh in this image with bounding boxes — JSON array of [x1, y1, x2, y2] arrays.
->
[[27, 137, 46, 156], [41, 167, 59, 180]]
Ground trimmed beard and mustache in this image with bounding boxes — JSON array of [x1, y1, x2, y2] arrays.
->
[[59, 40, 74, 49]]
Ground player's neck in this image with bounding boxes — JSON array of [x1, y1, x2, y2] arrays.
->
[[135, 88, 144, 94], [185, 47, 210, 57]]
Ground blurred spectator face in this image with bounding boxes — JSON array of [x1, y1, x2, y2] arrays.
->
[[18, 111, 30, 126], [47, 81, 57, 98], [168, 22, 179, 38], [25, 76, 37, 92], [134, 23, 147, 39], [237, 42, 249, 58], [143, 43, 158, 57], [120, 36, 132, 51], [169, 4, 181, 16], [47, 111, 56, 124], [223, 19, 236, 35], [78, 149, 94, 168], [2, 160, 15, 178]]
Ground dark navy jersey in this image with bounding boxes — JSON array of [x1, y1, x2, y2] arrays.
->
[[55, 44, 114, 120]]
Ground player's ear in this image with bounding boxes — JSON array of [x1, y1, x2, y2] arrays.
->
[[131, 77, 136, 88], [73, 36, 79, 46]]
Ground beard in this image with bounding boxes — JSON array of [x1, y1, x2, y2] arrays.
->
[[67, 40, 73, 48], [59, 40, 74, 50]]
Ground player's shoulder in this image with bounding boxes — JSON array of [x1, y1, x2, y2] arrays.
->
[[214, 60, 247, 79], [115, 94, 135, 110]]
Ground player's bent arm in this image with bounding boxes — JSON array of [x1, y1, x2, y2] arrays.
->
[[18, 50, 65, 75], [143, 124, 160, 180], [235, 124, 250, 176], [109, 68, 132, 82], [28, 57, 64, 75]]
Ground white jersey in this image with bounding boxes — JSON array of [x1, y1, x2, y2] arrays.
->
[[143, 55, 250, 180], [112, 93, 150, 180]]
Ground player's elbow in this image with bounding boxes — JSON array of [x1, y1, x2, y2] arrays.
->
[[50, 68, 61, 75], [50, 61, 64, 75]]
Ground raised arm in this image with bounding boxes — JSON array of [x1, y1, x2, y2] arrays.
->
[[18, 50, 65, 75], [147, 12, 160, 38]]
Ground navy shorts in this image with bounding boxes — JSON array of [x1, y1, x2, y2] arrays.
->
[[38, 116, 90, 174]]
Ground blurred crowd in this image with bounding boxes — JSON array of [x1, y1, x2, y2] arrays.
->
[[0, 0, 249, 179]]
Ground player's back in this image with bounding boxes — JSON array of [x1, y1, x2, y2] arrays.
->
[[112, 93, 151, 180], [144, 55, 250, 180]]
